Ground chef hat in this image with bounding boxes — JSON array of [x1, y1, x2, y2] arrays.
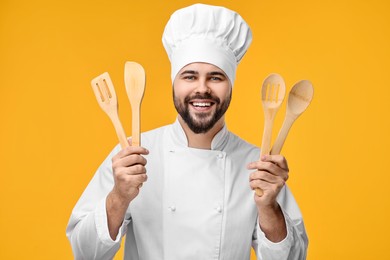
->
[[162, 3, 252, 85]]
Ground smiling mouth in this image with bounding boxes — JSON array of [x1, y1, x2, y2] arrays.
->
[[191, 102, 213, 107], [189, 99, 217, 111]]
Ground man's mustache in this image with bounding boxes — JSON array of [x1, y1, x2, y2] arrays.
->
[[184, 93, 220, 104]]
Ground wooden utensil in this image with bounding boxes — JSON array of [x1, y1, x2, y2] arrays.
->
[[256, 73, 286, 196], [91, 72, 129, 149], [270, 80, 314, 155], [124, 61, 146, 147]]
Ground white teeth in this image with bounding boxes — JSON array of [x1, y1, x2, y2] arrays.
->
[[193, 102, 211, 107]]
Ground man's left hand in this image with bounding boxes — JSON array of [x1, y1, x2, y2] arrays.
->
[[247, 154, 289, 208]]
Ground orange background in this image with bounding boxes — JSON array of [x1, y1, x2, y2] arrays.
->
[[1, 0, 389, 259]]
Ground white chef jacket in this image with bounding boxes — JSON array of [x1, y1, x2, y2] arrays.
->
[[66, 119, 308, 260]]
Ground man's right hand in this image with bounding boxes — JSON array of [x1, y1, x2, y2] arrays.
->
[[111, 145, 149, 204], [106, 143, 149, 240]]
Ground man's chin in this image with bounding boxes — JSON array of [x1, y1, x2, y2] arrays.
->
[[191, 116, 214, 127], [192, 114, 213, 121], [184, 117, 215, 134]]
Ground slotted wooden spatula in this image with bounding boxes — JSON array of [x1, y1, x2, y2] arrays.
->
[[91, 72, 129, 149], [124, 62, 146, 147], [256, 73, 286, 197]]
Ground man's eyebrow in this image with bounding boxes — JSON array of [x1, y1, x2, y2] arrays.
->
[[179, 70, 199, 75], [208, 71, 226, 77]]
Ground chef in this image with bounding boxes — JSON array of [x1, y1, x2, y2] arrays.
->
[[66, 3, 308, 260]]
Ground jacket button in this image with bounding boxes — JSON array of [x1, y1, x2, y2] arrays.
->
[[217, 153, 224, 159], [216, 206, 222, 213], [169, 206, 176, 212]]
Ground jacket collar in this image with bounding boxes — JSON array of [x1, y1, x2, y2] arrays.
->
[[171, 117, 229, 151]]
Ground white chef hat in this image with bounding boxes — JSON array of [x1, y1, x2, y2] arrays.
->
[[162, 3, 252, 86]]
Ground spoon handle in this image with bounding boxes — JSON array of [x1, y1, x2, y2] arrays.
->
[[270, 113, 296, 155]]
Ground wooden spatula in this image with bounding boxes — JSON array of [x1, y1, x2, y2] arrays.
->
[[124, 62, 146, 147], [270, 80, 314, 155], [91, 72, 129, 149], [256, 73, 286, 197]]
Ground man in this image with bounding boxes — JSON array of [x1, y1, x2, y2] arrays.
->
[[67, 4, 308, 259]]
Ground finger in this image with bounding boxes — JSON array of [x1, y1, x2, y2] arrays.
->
[[260, 154, 289, 171], [249, 170, 281, 184], [117, 173, 147, 186], [247, 161, 281, 175], [247, 161, 265, 170], [128, 174, 148, 189], [113, 146, 149, 161], [249, 179, 273, 191], [112, 155, 147, 171], [250, 178, 286, 197], [119, 154, 147, 167], [124, 164, 147, 175], [250, 179, 260, 190], [120, 146, 149, 158], [256, 162, 289, 181], [132, 173, 148, 185], [260, 155, 289, 181]]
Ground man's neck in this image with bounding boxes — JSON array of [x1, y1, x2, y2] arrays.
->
[[177, 116, 225, 149]]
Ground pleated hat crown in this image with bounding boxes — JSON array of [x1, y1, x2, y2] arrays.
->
[[162, 3, 252, 85]]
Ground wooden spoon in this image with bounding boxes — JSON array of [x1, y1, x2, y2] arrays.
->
[[256, 73, 286, 197], [124, 61, 146, 147], [270, 80, 314, 155]]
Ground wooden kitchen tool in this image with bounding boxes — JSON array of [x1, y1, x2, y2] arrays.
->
[[91, 72, 129, 149], [124, 61, 146, 147], [270, 80, 314, 155], [256, 73, 286, 197]]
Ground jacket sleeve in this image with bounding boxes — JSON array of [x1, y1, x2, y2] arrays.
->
[[252, 185, 309, 260], [66, 145, 132, 260]]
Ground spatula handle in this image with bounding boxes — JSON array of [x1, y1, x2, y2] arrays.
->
[[111, 113, 129, 149], [260, 117, 274, 155]]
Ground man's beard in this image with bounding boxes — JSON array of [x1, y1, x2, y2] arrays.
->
[[173, 90, 231, 134]]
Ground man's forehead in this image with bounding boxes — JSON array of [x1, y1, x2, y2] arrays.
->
[[179, 62, 226, 75]]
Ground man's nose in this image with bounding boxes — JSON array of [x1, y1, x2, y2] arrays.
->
[[195, 78, 211, 94]]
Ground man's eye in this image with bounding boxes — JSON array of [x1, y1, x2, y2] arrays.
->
[[184, 76, 196, 80], [210, 77, 222, 81]]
